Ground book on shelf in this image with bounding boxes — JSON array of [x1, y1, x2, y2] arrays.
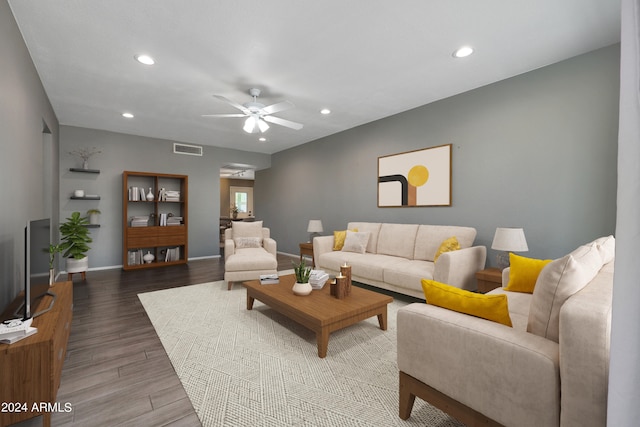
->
[[157, 188, 180, 202], [128, 249, 148, 265], [163, 247, 181, 262], [130, 215, 150, 227], [259, 274, 279, 285]]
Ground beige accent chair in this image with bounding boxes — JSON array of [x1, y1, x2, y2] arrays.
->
[[397, 236, 614, 427], [224, 221, 277, 290]]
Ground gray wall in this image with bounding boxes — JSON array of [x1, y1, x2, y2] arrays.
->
[[256, 45, 620, 265], [0, 2, 60, 313], [60, 126, 271, 268]]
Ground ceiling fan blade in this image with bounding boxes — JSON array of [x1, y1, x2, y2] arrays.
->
[[201, 113, 246, 118], [261, 100, 295, 115], [213, 95, 250, 114], [263, 115, 304, 130]]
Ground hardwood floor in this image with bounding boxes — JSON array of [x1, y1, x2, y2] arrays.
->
[[14, 254, 297, 427]]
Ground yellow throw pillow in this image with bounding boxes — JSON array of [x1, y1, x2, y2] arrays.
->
[[421, 279, 513, 327], [434, 236, 460, 262], [505, 253, 552, 293], [333, 228, 357, 250]]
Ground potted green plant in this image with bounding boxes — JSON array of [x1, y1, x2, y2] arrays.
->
[[59, 212, 92, 275], [48, 244, 61, 286], [292, 259, 312, 296], [87, 208, 101, 225], [231, 205, 239, 219]]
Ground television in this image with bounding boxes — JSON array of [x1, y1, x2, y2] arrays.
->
[[18, 218, 57, 320]]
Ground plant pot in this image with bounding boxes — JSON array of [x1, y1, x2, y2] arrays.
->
[[49, 268, 55, 286], [292, 282, 312, 296], [89, 213, 100, 225], [66, 256, 89, 273]]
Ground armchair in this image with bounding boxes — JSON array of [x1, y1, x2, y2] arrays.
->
[[224, 221, 277, 290]]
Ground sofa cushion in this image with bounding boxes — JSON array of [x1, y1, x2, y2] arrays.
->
[[341, 231, 370, 254], [434, 236, 460, 262], [527, 243, 603, 342], [332, 228, 358, 250], [414, 225, 477, 261], [504, 253, 552, 293], [347, 222, 381, 253], [592, 235, 615, 264], [231, 220, 263, 239], [234, 236, 262, 249], [383, 259, 435, 292], [225, 247, 277, 271], [421, 279, 513, 326], [376, 223, 419, 259]]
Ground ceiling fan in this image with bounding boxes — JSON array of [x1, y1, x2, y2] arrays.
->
[[202, 88, 303, 134]]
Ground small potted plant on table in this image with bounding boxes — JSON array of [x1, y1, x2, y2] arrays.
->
[[59, 212, 92, 280], [292, 259, 312, 296]]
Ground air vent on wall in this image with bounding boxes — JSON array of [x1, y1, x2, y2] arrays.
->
[[173, 143, 203, 156]]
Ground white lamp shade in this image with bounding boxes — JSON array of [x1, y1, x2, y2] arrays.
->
[[491, 227, 528, 252], [307, 220, 323, 233]]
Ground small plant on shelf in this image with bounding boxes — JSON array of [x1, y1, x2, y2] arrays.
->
[[292, 259, 312, 284], [68, 146, 101, 169], [87, 208, 101, 225]]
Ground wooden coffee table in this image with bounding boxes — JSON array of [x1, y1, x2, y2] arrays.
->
[[243, 274, 393, 358]]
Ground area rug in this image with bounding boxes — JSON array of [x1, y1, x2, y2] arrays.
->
[[138, 275, 465, 427]]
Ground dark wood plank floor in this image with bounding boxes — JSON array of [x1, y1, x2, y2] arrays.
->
[[14, 254, 297, 427]]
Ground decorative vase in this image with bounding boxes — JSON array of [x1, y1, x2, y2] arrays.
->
[[49, 268, 55, 286], [66, 256, 89, 273], [82, 159, 89, 170], [292, 281, 312, 296], [232, 211, 238, 219], [143, 251, 155, 264], [89, 213, 99, 225], [146, 188, 154, 201]]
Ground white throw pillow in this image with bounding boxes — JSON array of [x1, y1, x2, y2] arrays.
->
[[341, 231, 371, 254], [234, 237, 263, 249], [232, 220, 263, 239], [527, 243, 603, 342], [592, 235, 615, 264]]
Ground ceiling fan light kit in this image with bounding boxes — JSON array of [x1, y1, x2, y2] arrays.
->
[[203, 88, 303, 135]]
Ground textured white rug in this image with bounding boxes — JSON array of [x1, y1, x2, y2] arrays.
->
[[138, 276, 465, 427]]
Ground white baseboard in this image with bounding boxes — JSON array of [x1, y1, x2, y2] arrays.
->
[[60, 255, 223, 275]]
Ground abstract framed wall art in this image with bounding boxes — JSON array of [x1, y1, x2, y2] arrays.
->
[[378, 144, 452, 207]]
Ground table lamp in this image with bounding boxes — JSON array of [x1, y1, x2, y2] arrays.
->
[[491, 227, 528, 269], [307, 220, 323, 242]]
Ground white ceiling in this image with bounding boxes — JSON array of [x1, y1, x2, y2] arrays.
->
[[9, 1, 621, 155]]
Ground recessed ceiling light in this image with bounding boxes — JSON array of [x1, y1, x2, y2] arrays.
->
[[122, 112, 134, 118], [134, 54, 155, 65], [320, 108, 331, 115], [453, 46, 474, 58], [258, 137, 267, 142]]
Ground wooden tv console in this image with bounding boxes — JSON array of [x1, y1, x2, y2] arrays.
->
[[0, 281, 73, 427]]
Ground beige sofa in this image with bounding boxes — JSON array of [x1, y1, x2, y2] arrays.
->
[[397, 236, 614, 427], [313, 222, 487, 298]]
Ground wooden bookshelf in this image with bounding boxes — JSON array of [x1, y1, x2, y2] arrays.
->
[[122, 171, 188, 270]]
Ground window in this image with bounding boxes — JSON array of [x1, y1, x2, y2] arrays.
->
[[230, 186, 253, 218]]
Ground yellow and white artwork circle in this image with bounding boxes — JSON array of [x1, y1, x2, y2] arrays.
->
[[408, 165, 429, 187]]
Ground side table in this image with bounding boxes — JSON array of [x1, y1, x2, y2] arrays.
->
[[475, 267, 503, 293], [299, 242, 315, 267]]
